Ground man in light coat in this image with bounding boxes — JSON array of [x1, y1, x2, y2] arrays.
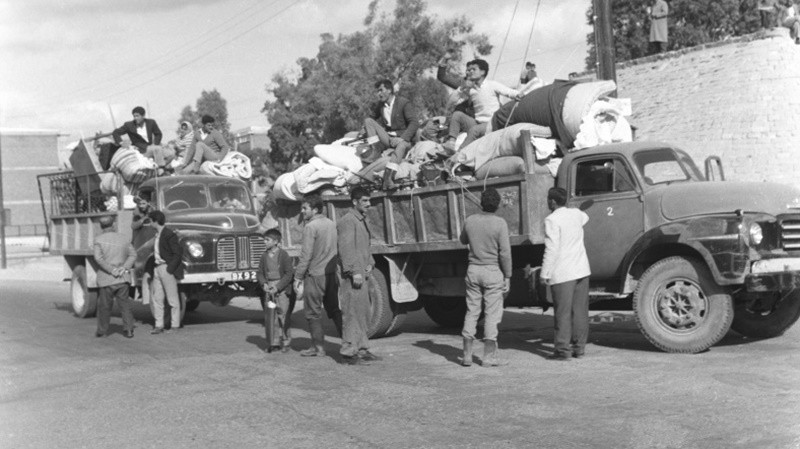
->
[[541, 187, 591, 360], [93, 215, 137, 338]]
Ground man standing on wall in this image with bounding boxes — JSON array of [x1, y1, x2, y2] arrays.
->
[[337, 187, 381, 366], [148, 210, 184, 334], [647, 0, 669, 54], [93, 215, 137, 338], [459, 188, 512, 367], [293, 194, 342, 357], [540, 187, 591, 361]]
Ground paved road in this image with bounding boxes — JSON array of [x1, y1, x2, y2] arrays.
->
[[1, 277, 799, 448]]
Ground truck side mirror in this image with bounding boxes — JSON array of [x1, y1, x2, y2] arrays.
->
[[704, 156, 725, 181]]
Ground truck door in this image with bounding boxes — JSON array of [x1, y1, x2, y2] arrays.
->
[[568, 156, 644, 280]]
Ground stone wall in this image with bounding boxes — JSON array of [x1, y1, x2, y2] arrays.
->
[[614, 29, 800, 186]]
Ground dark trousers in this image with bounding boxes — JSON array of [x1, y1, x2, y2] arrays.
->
[[648, 41, 667, 55], [550, 276, 589, 357], [339, 272, 371, 357], [97, 283, 134, 334], [363, 117, 411, 162], [303, 273, 340, 321]]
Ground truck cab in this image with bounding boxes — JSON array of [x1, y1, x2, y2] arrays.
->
[[558, 142, 800, 352]]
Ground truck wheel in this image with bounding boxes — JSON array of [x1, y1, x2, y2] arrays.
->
[[731, 290, 800, 339], [367, 268, 405, 338], [185, 299, 201, 312], [422, 296, 467, 328], [633, 256, 733, 353], [71, 265, 98, 318]]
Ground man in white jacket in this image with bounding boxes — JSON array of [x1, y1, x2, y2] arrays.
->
[[540, 187, 591, 361]]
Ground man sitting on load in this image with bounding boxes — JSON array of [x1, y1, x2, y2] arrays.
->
[[437, 55, 521, 153], [178, 115, 231, 174]]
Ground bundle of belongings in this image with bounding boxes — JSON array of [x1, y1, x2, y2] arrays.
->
[[272, 80, 633, 203]]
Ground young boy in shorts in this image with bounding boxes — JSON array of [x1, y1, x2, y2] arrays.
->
[[256, 228, 295, 353]]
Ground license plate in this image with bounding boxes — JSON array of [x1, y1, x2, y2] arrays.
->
[[230, 271, 257, 281]]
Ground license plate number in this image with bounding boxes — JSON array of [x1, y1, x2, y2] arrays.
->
[[230, 271, 257, 281]]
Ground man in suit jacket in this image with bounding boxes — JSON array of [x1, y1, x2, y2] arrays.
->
[[363, 79, 419, 162], [541, 187, 591, 361], [148, 210, 184, 334], [112, 106, 163, 153], [93, 214, 137, 338], [177, 115, 231, 174]]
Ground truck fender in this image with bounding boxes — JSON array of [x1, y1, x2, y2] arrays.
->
[[620, 218, 743, 293], [382, 254, 419, 303]]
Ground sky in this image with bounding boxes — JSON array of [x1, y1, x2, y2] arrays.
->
[[0, 0, 592, 142]]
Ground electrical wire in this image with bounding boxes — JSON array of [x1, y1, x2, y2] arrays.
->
[[492, 0, 521, 80], [521, 0, 543, 66]]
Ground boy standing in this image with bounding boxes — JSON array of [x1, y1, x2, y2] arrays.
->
[[256, 228, 295, 353]]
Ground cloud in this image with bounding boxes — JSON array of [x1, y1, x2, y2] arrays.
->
[[1, 0, 228, 21]]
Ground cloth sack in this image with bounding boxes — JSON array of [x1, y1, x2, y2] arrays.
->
[[293, 157, 350, 194], [452, 123, 552, 172], [475, 156, 526, 179], [198, 151, 253, 179], [273, 173, 301, 202], [313, 144, 363, 173], [561, 80, 617, 139], [572, 100, 633, 151]]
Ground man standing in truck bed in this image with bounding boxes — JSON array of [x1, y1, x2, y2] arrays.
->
[[293, 194, 342, 357], [459, 188, 512, 367], [540, 187, 591, 361]]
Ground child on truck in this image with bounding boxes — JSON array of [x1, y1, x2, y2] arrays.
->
[[256, 228, 295, 353]]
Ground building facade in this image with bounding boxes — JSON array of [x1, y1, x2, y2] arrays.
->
[[233, 126, 270, 153]]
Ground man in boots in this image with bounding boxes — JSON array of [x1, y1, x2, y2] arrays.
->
[[541, 187, 591, 361], [337, 187, 381, 366], [459, 188, 512, 367], [294, 194, 341, 357]]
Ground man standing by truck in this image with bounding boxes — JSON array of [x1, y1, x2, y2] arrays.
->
[[93, 215, 137, 338], [459, 188, 512, 367], [148, 210, 184, 334], [337, 187, 381, 366], [540, 187, 591, 361], [293, 195, 341, 357]]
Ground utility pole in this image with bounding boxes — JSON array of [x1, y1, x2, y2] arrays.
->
[[593, 0, 617, 92], [0, 125, 6, 269]]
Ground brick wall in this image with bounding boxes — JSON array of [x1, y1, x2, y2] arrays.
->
[[614, 29, 800, 187]]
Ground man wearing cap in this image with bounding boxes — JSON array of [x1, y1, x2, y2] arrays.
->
[[93, 215, 137, 338]]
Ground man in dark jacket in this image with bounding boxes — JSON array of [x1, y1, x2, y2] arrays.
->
[[148, 210, 184, 334], [337, 187, 380, 366], [363, 79, 419, 163], [112, 106, 163, 153]]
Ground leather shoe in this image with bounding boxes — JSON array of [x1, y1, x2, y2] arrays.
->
[[299, 348, 325, 357], [150, 328, 164, 335], [342, 355, 371, 366], [95, 332, 106, 338], [547, 353, 571, 361], [358, 351, 382, 362], [124, 330, 134, 339], [572, 351, 585, 359], [281, 343, 291, 353]]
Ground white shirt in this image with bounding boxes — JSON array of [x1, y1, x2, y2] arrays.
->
[[136, 122, 149, 143], [469, 79, 520, 123], [382, 95, 395, 127], [541, 207, 591, 284], [154, 228, 165, 265]]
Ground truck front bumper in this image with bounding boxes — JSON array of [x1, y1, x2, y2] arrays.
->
[[746, 258, 800, 292]]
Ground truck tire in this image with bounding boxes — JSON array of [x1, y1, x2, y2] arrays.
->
[[633, 256, 733, 353], [70, 265, 98, 318], [422, 296, 467, 328], [731, 290, 800, 339], [185, 299, 201, 312], [366, 268, 405, 338]]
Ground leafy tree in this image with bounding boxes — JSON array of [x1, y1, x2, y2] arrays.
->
[[262, 0, 491, 167], [177, 89, 233, 144], [585, 0, 762, 70]]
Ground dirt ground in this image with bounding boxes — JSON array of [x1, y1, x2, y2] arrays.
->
[[1, 273, 799, 448]]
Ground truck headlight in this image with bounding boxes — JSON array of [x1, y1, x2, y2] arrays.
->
[[749, 223, 763, 245], [187, 241, 204, 258]]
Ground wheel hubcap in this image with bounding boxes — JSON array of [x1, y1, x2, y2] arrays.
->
[[655, 279, 708, 331]]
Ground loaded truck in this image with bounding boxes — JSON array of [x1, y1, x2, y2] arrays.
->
[[271, 131, 800, 353], [38, 171, 268, 323]]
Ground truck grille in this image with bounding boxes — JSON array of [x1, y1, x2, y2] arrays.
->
[[216, 235, 267, 271], [781, 220, 800, 251]]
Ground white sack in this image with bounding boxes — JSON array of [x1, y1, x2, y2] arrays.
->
[[452, 123, 552, 171]]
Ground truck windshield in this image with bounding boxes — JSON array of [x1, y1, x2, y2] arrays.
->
[[210, 183, 252, 212], [633, 148, 704, 186]]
